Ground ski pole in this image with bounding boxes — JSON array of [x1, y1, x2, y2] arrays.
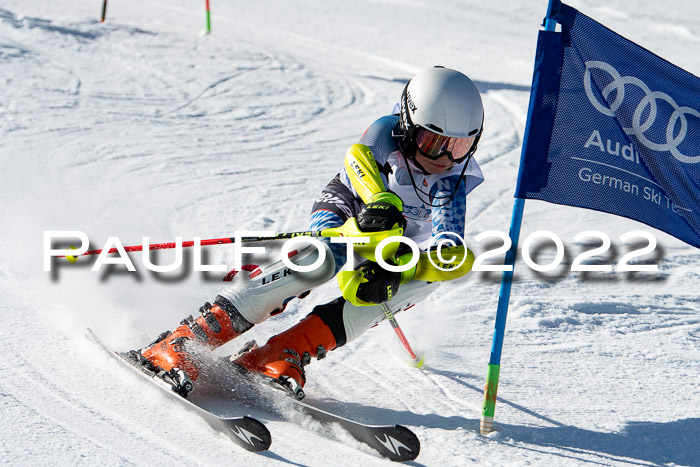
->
[[100, 0, 107, 22], [59, 217, 395, 259], [380, 303, 424, 368]]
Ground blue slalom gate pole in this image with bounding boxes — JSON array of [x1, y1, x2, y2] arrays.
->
[[479, 197, 525, 434], [479, 0, 560, 435]]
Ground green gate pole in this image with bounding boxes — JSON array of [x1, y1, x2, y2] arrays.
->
[[205, 0, 212, 34]]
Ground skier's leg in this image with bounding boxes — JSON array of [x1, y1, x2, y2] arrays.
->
[[216, 172, 358, 326], [130, 175, 356, 395], [234, 281, 438, 393], [338, 280, 440, 343], [129, 242, 336, 395], [216, 242, 337, 325]]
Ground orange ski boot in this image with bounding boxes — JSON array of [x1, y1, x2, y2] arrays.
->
[[233, 314, 337, 400], [125, 299, 253, 397]]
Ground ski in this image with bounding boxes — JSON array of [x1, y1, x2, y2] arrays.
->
[[287, 398, 420, 462], [220, 352, 421, 462], [86, 329, 272, 453]]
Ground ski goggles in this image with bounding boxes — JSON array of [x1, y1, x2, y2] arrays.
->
[[414, 128, 476, 163]]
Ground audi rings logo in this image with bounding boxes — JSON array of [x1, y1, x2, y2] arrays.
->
[[583, 60, 699, 163]]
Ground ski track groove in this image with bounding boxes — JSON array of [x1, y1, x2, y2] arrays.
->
[[0, 321, 208, 465], [421, 371, 476, 414], [472, 92, 524, 166], [156, 69, 258, 117], [350, 359, 420, 417], [0, 392, 138, 466], [2, 359, 185, 465], [469, 186, 515, 223]]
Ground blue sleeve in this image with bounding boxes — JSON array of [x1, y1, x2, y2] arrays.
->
[[429, 175, 467, 238], [307, 210, 347, 275], [358, 115, 400, 165]]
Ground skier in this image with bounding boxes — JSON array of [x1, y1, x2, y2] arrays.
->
[[126, 66, 485, 398]]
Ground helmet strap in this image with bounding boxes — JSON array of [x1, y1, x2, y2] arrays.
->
[[399, 149, 474, 209]]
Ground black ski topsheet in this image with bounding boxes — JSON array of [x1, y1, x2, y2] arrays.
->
[[86, 329, 272, 453], [288, 398, 420, 462], [197, 360, 420, 462]]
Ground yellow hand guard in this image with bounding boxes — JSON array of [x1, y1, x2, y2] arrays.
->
[[336, 143, 405, 261], [344, 143, 387, 203]]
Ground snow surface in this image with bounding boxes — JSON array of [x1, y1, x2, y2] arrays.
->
[[1, 0, 699, 465]]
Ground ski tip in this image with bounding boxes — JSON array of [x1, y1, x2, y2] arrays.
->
[[393, 424, 421, 461], [244, 416, 272, 450], [225, 416, 272, 452], [373, 424, 420, 462]]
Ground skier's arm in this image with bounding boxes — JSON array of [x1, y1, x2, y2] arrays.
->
[[344, 144, 406, 234], [332, 144, 411, 305], [337, 246, 474, 306], [429, 174, 468, 240], [343, 143, 387, 204]]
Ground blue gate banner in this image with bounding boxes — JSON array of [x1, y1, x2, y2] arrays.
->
[[515, 3, 700, 248]]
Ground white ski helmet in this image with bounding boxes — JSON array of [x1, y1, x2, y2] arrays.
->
[[398, 66, 484, 163]]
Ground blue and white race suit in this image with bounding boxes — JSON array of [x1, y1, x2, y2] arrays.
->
[[309, 114, 484, 272]]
